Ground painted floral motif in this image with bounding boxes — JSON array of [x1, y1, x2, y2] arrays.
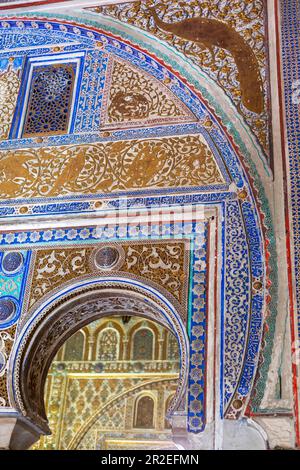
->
[[102, 58, 195, 127], [0, 135, 224, 199]]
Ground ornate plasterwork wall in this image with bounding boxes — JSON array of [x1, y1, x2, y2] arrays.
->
[[0, 2, 286, 449], [0, 203, 267, 438]]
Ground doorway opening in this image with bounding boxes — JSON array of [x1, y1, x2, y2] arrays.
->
[[31, 315, 181, 450]]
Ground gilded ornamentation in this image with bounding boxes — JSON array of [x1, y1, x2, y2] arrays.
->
[[34, 368, 177, 450], [123, 242, 186, 303], [72, 379, 178, 450], [0, 13, 273, 440], [96, 0, 270, 155], [28, 241, 188, 310], [102, 59, 195, 127], [82, 388, 170, 446], [0, 66, 20, 140], [224, 201, 250, 408], [0, 136, 224, 199], [61, 377, 140, 448], [29, 314, 180, 449]]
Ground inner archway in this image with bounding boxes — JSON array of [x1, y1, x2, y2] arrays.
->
[[31, 315, 181, 450]]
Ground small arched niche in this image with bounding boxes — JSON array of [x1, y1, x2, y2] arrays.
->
[[133, 394, 155, 429], [132, 327, 155, 361], [63, 330, 85, 362], [97, 327, 120, 361]]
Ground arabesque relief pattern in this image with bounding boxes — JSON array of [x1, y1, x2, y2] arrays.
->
[[28, 241, 188, 310], [0, 135, 224, 199], [102, 58, 195, 127], [35, 373, 178, 450], [76, 382, 178, 450]]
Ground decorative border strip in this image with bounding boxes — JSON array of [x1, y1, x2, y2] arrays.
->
[[188, 222, 208, 432], [0, 192, 235, 220], [278, 0, 300, 445]]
